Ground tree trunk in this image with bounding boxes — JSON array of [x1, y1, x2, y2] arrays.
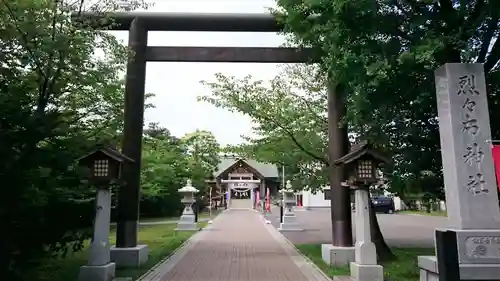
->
[[369, 201, 396, 262]]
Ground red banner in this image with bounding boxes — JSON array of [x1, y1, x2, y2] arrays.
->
[[491, 145, 500, 191], [265, 187, 271, 212]]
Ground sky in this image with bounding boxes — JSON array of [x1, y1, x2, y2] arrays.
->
[[109, 0, 286, 146]]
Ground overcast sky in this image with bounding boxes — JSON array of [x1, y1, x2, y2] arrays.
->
[[109, 0, 285, 146]]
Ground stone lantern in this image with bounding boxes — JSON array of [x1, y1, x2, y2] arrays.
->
[[334, 141, 389, 281], [334, 141, 388, 187], [76, 146, 134, 281], [176, 179, 199, 231], [278, 180, 303, 232]]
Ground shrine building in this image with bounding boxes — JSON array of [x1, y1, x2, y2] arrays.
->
[[206, 155, 280, 210]]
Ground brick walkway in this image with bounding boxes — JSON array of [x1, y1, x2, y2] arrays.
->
[[143, 209, 329, 281]]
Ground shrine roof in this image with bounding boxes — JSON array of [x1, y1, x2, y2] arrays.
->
[[214, 156, 279, 178]]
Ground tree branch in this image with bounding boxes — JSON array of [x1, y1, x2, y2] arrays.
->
[[477, 14, 499, 63], [1, 0, 48, 80], [243, 101, 330, 165], [485, 37, 500, 72], [37, 0, 61, 116], [460, 0, 486, 43], [287, 92, 328, 126]]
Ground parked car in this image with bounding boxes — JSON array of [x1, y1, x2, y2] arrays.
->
[[371, 195, 395, 214]]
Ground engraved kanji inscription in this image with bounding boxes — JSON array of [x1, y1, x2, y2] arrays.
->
[[463, 143, 484, 166], [466, 173, 489, 195], [457, 74, 481, 96], [462, 113, 480, 135], [465, 236, 500, 260], [473, 245, 487, 256], [462, 97, 477, 112]]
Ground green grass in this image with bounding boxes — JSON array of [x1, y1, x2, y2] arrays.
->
[[398, 210, 447, 217], [296, 244, 435, 281], [138, 210, 221, 223], [36, 222, 207, 281]]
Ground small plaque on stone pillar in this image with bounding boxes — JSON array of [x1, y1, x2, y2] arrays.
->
[[435, 63, 500, 230]]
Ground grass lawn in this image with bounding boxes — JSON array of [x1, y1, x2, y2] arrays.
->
[[296, 244, 435, 281], [398, 210, 447, 217], [138, 210, 222, 223], [36, 222, 207, 281]]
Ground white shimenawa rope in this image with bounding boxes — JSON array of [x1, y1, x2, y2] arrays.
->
[[231, 187, 254, 193]]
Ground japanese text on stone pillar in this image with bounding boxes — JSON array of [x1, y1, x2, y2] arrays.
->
[[459, 74, 489, 195]]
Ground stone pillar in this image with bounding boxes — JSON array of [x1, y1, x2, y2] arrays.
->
[[176, 180, 199, 231], [278, 181, 303, 232], [79, 188, 116, 281], [350, 187, 383, 281], [419, 63, 500, 281], [111, 17, 149, 268]]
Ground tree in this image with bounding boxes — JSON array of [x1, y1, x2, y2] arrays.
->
[[199, 63, 396, 260], [199, 65, 329, 192], [274, 0, 500, 201], [181, 130, 221, 180], [140, 123, 187, 218], [140, 124, 221, 217], [271, 0, 500, 260], [0, 0, 149, 280]]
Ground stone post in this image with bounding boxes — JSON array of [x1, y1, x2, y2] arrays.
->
[[278, 180, 303, 232], [419, 63, 500, 281], [111, 17, 149, 268], [350, 187, 383, 281], [176, 180, 199, 231], [79, 188, 116, 281]]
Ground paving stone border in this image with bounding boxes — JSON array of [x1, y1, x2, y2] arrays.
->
[[262, 214, 333, 281], [136, 216, 222, 281]]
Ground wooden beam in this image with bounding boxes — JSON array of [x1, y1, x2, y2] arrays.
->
[[72, 12, 283, 32], [145, 46, 316, 63]]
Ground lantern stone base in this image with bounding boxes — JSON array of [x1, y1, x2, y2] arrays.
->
[[110, 244, 149, 267], [78, 262, 115, 281], [175, 213, 198, 231], [278, 215, 303, 231], [418, 255, 500, 281], [278, 223, 304, 232], [350, 262, 383, 281], [321, 244, 355, 266]]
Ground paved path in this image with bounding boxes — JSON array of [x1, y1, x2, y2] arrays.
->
[[142, 209, 329, 281], [267, 207, 447, 247]]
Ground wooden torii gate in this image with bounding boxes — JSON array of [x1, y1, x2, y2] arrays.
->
[[74, 11, 351, 263]]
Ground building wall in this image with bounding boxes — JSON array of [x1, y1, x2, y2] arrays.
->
[[301, 188, 429, 212], [302, 189, 331, 209]]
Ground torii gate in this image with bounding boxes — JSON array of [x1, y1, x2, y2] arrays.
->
[[73, 11, 351, 266]]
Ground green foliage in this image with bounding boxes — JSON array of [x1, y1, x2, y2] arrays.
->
[[0, 0, 218, 278], [140, 123, 220, 218], [199, 64, 329, 192], [181, 129, 221, 179], [272, 0, 500, 200], [0, 0, 161, 280]]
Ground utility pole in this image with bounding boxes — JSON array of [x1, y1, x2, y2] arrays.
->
[[282, 165, 285, 184], [327, 81, 353, 247], [280, 165, 285, 223]]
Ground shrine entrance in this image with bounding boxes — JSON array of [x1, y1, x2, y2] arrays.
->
[[72, 12, 349, 251], [221, 179, 261, 210]]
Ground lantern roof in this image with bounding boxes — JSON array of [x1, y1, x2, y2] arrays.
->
[[178, 179, 199, 193], [77, 145, 135, 163], [333, 141, 389, 166]]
